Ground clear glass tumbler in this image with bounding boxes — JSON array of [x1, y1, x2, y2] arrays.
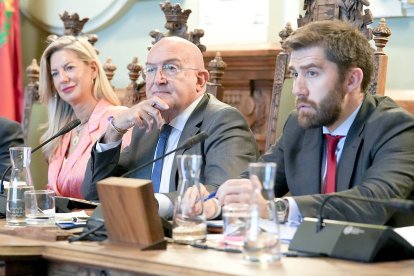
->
[[25, 190, 55, 226], [243, 162, 281, 263]]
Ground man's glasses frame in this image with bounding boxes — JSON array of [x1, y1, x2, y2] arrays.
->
[[143, 63, 199, 80]]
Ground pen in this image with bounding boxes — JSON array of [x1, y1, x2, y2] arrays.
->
[[203, 191, 217, 202], [191, 243, 242, 253]]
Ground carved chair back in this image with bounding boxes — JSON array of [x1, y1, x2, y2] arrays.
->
[[265, 0, 392, 151]]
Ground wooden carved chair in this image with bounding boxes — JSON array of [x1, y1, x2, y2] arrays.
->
[[265, 0, 391, 151]]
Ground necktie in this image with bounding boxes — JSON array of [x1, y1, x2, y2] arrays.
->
[[324, 134, 344, 194], [152, 124, 173, 193]]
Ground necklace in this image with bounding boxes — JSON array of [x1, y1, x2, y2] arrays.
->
[[72, 120, 88, 146]]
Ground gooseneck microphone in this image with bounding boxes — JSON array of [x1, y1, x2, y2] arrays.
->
[[317, 194, 414, 232], [121, 131, 209, 178], [0, 118, 81, 193], [31, 118, 81, 153]]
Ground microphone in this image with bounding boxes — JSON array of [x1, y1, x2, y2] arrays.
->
[[289, 194, 414, 262], [31, 118, 81, 153], [0, 119, 81, 194], [121, 131, 208, 178], [317, 194, 414, 232]]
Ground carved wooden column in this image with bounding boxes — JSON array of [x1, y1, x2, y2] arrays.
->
[[370, 18, 391, 96], [22, 59, 40, 142]]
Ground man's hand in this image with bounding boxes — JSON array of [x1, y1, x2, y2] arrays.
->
[[103, 96, 169, 143], [215, 178, 269, 218], [185, 184, 221, 219], [180, 184, 209, 216]]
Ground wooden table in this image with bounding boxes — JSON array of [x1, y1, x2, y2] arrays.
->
[[0, 229, 413, 275]]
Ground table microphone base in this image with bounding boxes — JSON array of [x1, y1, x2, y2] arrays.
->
[[289, 218, 414, 262]]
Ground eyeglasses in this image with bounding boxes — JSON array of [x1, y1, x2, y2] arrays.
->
[[143, 63, 199, 80]]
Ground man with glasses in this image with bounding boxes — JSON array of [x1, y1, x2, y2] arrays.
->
[[82, 36, 259, 218]]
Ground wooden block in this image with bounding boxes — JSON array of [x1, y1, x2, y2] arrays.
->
[[97, 177, 166, 250]]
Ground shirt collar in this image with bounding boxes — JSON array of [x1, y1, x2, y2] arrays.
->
[[323, 103, 362, 136], [168, 95, 204, 131]]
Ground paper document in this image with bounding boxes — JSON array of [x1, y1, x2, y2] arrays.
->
[[206, 219, 298, 243], [259, 219, 298, 243], [394, 226, 414, 247], [55, 210, 89, 223]]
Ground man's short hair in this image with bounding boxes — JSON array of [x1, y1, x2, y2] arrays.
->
[[284, 20, 374, 92]]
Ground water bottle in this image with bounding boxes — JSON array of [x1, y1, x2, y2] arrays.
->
[[6, 147, 34, 226]]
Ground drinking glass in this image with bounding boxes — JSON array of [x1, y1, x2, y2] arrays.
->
[[222, 203, 251, 247], [243, 162, 281, 263], [24, 190, 55, 226]]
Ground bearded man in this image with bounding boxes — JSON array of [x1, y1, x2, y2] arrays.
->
[[202, 20, 414, 227]]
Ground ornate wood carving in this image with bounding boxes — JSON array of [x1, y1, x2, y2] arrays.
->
[[46, 11, 99, 47], [266, 23, 293, 152], [369, 18, 391, 95], [206, 52, 227, 100], [22, 59, 40, 142], [103, 57, 117, 88], [203, 47, 280, 153], [149, 1, 206, 52], [299, 0, 373, 39], [103, 57, 144, 107]]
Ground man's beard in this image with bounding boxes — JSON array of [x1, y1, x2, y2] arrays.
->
[[296, 83, 345, 129]]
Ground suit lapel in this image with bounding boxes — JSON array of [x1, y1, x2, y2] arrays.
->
[[124, 127, 160, 179], [299, 128, 324, 194], [336, 94, 375, 191], [168, 94, 209, 191]]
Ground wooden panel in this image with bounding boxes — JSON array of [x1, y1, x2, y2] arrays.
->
[[203, 47, 281, 153]]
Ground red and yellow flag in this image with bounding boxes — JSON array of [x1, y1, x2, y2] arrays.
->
[[0, 0, 22, 121]]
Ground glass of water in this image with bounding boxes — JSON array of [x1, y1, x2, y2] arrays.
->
[[24, 190, 55, 226], [222, 203, 251, 247], [243, 162, 281, 263]]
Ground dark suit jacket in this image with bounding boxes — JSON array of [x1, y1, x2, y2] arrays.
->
[[262, 94, 414, 226], [0, 117, 24, 178], [82, 93, 259, 203]]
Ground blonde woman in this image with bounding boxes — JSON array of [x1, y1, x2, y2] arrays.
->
[[39, 36, 131, 199]]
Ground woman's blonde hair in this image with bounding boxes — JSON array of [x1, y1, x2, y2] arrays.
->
[[39, 36, 120, 159]]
